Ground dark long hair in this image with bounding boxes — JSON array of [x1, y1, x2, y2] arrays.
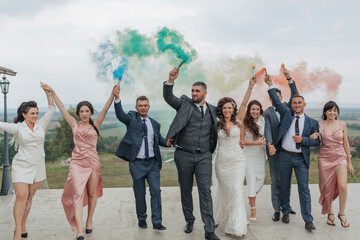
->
[[76, 101, 99, 136], [14, 101, 38, 123], [243, 100, 263, 140], [322, 101, 340, 120], [216, 97, 241, 136]]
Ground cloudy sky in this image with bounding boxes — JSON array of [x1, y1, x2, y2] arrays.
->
[[1, 0, 359, 109]]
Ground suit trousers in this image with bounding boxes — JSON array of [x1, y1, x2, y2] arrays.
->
[[279, 151, 313, 222], [129, 159, 162, 224], [268, 153, 281, 212], [174, 150, 215, 233]]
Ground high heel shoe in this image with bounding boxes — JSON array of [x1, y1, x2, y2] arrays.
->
[[338, 213, 350, 228], [85, 222, 93, 234], [249, 207, 257, 223], [75, 235, 84, 240], [327, 214, 335, 226], [21, 232, 28, 238]]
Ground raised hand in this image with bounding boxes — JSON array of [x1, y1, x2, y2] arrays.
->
[[283, 68, 292, 81], [113, 85, 120, 100], [264, 74, 273, 86], [168, 67, 179, 83], [40, 82, 54, 94], [249, 76, 257, 87]]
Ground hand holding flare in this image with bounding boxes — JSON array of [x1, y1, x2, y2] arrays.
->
[[252, 64, 256, 78]]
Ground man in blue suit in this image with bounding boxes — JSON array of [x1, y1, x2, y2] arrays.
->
[[264, 68, 298, 222], [265, 75, 320, 231], [113, 86, 169, 230]]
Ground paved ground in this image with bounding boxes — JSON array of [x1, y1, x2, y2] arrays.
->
[[0, 184, 359, 240]]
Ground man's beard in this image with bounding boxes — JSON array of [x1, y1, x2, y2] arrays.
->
[[192, 96, 203, 104]]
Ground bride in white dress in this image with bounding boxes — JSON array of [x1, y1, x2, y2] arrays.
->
[[214, 77, 256, 237]]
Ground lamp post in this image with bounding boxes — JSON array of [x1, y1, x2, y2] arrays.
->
[[0, 66, 16, 195], [0, 75, 10, 195]]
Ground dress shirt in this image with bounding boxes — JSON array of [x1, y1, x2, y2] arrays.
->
[[281, 113, 305, 153], [137, 117, 155, 159], [194, 102, 207, 115], [273, 106, 281, 122]]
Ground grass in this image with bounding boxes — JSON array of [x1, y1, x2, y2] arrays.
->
[[1, 153, 359, 189]]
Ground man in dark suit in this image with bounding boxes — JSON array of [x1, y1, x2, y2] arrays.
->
[[264, 68, 298, 222], [163, 67, 220, 240], [265, 75, 320, 231], [113, 86, 169, 230]]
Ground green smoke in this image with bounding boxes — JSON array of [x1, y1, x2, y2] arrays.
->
[[116, 29, 156, 57]]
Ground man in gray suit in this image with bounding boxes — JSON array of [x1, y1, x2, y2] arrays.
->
[[264, 68, 298, 222], [163, 67, 220, 240]]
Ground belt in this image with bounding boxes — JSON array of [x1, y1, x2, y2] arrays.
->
[[176, 147, 201, 154], [135, 157, 155, 161], [281, 149, 302, 157]]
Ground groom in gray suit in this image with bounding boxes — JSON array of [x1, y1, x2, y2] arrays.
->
[[264, 68, 298, 221], [163, 67, 220, 240]]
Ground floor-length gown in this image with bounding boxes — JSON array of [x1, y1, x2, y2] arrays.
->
[[214, 126, 247, 237], [244, 116, 266, 197], [318, 121, 347, 214], [62, 122, 103, 230]]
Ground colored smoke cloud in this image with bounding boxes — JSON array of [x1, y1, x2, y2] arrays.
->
[[91, 27, 343, 107]]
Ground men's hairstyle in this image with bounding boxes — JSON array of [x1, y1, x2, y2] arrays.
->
[[322, 101, 340, 120], [275, 88, 282, 96], [192, 82, 207, 91], [292, 94, 305, 102], [136, 95, 149, 104]]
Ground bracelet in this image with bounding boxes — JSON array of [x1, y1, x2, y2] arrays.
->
[[249, 85, 253, 89], [347, 155, 352, 158]]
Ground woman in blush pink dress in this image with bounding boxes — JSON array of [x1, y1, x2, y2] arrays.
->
[[311, 101, 354, 228], [42, 83, 116, 240]]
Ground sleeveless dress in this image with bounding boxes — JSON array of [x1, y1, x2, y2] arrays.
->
[[244, 115, 266, 197], [61, 122, 103, 231], [214, 126, 247, 237], [318, 121, 347, 214]]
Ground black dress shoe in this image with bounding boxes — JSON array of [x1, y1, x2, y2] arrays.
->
[[282, 214, 290, 224], [21, 232, 28, 238], [153, 223, 166, 230], [272, 212, 280, 221], [305, 222, 316, 231], [184, 222, 194, 233], [138, 220, 147, 229], [85, 228, 92, 234], [75, 235, 84, 240], [289, 209, 296, 214], [205, 232, 220, 240]]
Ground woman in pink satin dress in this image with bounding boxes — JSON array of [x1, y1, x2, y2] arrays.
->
[[42, 83, 116, 240], [311, 101, 354, 228]]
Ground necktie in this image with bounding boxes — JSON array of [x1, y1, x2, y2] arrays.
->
[[200, 105, 204, 118], [295, 116, 300, 150], [143, 119, 149, 159]]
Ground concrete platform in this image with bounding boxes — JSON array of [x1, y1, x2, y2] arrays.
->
[[0, 184, 359, 239]]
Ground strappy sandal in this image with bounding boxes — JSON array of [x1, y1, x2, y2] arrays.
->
[[250, 207, 257, 223], [338, 213, 350, 228], [327, 213, 335, 226]]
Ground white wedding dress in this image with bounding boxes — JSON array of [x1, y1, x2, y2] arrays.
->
[[214, 126, 247, 237]]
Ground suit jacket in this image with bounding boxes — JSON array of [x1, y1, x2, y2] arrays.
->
[[264, 81, 299, 147], [114, 101, 167, 169], [163, 82, 218, 154], [268, 88, 320, 168]]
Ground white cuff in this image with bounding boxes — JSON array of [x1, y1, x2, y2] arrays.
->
[[114, 99, 121, 104], [165, 81, 174, 86]]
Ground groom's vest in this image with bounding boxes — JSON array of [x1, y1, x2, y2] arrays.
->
[[176, 105, 212, 153]]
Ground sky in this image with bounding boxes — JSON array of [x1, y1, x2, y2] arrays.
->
[[1, 0, 359, 110]]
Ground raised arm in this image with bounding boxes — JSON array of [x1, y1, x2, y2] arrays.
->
[[38, 82, 56, 129], [41, 83, 77, 128], [163, 67, 182, 110], [237, 77, 256, 121], [265, 75, 287, 116], [113, 85, 131, 125], [283, 68, 299, 108], [94, 86, 116, 129]]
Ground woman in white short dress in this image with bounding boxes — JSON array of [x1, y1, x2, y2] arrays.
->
[[0, 83, 55, 240], [241, 100, 266, 223]]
